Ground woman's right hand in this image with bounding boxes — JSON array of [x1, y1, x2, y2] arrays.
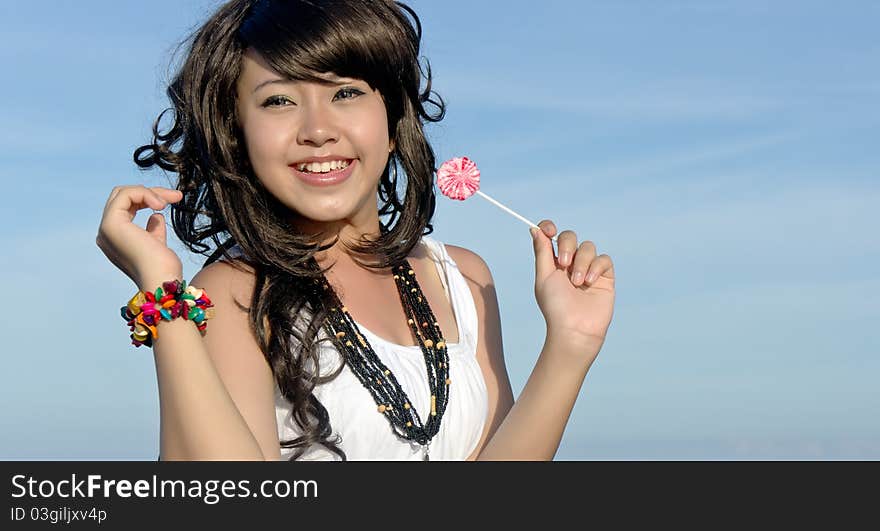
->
[[96, 185, 185, 289]]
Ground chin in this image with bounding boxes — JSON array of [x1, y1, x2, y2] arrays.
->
[[291, 201, 356, 223]]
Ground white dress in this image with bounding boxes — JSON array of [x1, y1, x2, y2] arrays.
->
[[223, 235, 489, 460]]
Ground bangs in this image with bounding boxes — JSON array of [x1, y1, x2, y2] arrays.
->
[[238, 0, 415, 97]]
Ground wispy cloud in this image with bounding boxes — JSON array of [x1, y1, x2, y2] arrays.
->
[[440, 73, 790, 121], [0, 114, 106, 155], [2, 0, 878, 460]]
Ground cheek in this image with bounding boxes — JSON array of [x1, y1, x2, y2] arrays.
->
[[352, 106, 390, 158], [242, 119, 289, 169]]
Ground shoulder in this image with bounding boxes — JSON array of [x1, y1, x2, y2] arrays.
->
[[191, 258, 257, 311], [444, 244, 493, 287], [441, 244, 514, 461]]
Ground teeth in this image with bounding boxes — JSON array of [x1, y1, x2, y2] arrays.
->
[[297, 160, 350, 173]]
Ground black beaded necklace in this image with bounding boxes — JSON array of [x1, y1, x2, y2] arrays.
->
[[316, 258, 451, 461]]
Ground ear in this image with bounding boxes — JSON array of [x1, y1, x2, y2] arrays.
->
[[389, 139, 395, 153]]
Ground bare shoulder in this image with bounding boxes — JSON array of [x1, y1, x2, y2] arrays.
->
[[443, 243, 514, 461], [190, 258, 282, 461], [444, 244, 493, 286], [191, 258, 257, 310]]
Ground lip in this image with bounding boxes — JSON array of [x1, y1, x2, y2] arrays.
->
[[292, 154, 353, 164], [290, 159, 357, 187]]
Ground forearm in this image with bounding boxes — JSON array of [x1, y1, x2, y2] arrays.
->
[[477, 334, 598, 460], [146, 287, 265, 461]]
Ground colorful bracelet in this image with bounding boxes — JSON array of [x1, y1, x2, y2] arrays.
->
[[120, 280, 215, 348]]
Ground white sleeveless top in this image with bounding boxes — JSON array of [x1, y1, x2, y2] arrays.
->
[[222, 235, 489, 460]]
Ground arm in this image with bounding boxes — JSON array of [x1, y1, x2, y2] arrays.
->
[[479, 335, 594, 461], [96, 185, 281, 460], [449, 245, 601, 461], [146, 261, 282, 461]]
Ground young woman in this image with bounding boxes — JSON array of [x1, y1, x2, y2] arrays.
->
[[96, 0, 615, 460]]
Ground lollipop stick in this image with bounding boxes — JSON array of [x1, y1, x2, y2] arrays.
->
[[475, 190, 558, 243]]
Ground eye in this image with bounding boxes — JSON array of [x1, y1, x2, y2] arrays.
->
[[333, 87, 364, 101], [261, 95, 294, 108]]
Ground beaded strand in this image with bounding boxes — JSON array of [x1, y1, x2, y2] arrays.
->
[[318, 260, 450, 458]]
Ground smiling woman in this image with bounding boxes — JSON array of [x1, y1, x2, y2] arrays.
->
[[95, 0, 615, 462], [123, 0, 452, 461]]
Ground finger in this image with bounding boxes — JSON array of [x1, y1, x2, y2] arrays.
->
[[585, 254, 615, 285], [537, 219, 557, 239], [105, 186, 178, 218], [103, 185, 127, 215], [130, 189, 168, 220], [144, 188, 183, 218], [143, 186, 182, 210], [111, 186, 168, 221], [555, 229, 579, 268], [150, 187, 183, 203], [531, 223, 556, 280], [569, 240, 597, 286], [108, 185, 122, 204], [146, 212, 167, 245]]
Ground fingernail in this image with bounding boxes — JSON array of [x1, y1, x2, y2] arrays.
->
[[530, 227, 539, 239], [559, 252, 570, 266], [586, 271, 597, 283], [573, 271, 585, 284]]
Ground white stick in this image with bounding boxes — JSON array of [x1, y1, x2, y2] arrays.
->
[[475, 190, 558, 243]]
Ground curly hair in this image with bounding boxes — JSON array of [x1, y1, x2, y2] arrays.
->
[[133, 0, 446, 460]]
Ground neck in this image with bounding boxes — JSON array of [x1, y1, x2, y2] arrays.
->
[[291, 215, 384, 272]]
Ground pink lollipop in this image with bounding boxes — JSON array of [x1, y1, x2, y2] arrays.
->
[[436, 156, 480, 200], [436, 156, 558, 242]]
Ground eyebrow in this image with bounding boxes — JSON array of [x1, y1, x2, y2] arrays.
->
[[252, 77, 353, 94]]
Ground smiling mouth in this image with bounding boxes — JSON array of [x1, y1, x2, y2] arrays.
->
[[293, 159, 353, 173]]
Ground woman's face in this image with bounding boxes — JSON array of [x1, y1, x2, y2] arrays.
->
[[236, 48, 392, 236]]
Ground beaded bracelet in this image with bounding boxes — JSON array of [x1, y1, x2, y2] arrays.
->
[[120, 280, 215, 348]]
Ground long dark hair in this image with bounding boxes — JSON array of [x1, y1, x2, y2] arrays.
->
[[134, 0, 446, 460]]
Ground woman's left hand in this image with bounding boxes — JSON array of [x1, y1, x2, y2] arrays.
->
[[530, 219, 616, 355]]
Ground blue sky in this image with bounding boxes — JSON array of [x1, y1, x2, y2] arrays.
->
[[1, 0, 877, 459]]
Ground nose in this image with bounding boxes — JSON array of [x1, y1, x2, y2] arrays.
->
[[296, 104, 338, 147]]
